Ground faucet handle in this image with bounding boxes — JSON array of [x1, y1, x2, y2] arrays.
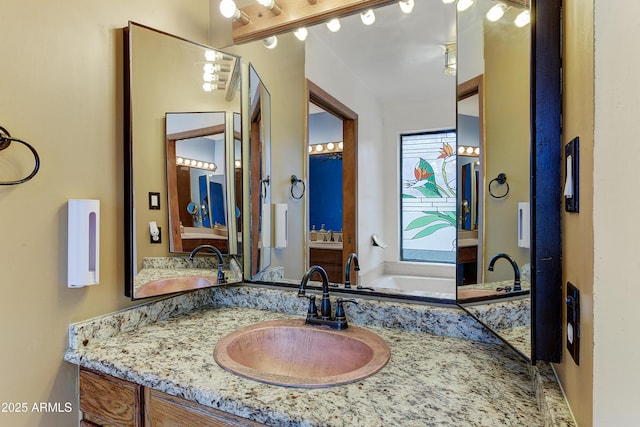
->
[[335, 298, 358, 321], [305, 295, 319, 319]]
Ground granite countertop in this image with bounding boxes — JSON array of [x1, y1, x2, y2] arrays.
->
[[64, 288, 551, 427]]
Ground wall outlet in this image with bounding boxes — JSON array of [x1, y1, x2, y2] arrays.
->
[[566, 281, 580, 365], [150, 226, 161, 244]]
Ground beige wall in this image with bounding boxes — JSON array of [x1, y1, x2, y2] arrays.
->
[[555, 1, 595, 425], [224, 34, 307, 280], [0, 1, 209, 425], [482, 21, 531, 279], [591, 0, 640, 425]]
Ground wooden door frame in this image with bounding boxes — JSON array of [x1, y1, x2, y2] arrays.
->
[[307, 79, 358, 282], [457, 74, 484, 283]]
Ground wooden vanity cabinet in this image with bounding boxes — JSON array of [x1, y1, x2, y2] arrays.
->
[[309, 247, 343, 283], [80, 368, 143, 426], [79, 367, 263, 426], [457, 245, 478, 285]]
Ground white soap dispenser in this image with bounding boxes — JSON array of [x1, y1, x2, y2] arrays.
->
[[67, 199, 100, 288]]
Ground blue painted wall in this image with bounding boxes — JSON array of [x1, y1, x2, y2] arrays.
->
[[309, 154, 342, 232]]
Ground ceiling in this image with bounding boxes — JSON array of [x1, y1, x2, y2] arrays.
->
[[223, 1, 526, 110], [306, 1, 456, 107]]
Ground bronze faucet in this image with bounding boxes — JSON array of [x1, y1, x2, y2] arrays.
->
[[188, 244, 226, 284], [298, 265, 357, 330], [488, 253, 521, 292], [344, 252, 360, 289]]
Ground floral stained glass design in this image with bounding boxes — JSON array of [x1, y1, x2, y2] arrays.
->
[[400, 131, 456, 263]]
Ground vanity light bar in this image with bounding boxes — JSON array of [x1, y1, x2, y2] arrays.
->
[[308, 141, 343, 155], [176, 157, 218, 171], [457, 145, 480, 157]]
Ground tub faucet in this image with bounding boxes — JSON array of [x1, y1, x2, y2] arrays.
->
[[298, 265, 357, 330], [344, 252, 360, 289], [488, 253, 521, 292], [188, 244, 226, 284]]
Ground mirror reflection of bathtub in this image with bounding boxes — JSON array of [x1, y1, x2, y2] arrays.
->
[[365, 275, 455, 300], [358, 263, 456, 301]]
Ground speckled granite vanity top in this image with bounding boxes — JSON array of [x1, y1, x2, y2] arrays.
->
[[65, 285, 572, 426]]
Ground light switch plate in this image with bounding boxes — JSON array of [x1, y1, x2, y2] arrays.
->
[[565, 138, 579, 212]]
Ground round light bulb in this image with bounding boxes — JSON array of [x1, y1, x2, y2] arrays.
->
[[338, 142, 343, 150], [263, 35, 278, 49], [399, 0, 415, 14], [514, 10, 531, 27], [466, 146, 474, 154], [486, 3, 507, 22], [235, 160, 241, 168], [219, 0, 238, 18], [196, 161, 203, 168], [204, 72, 221, 83], [474, 147, 480, 155], [204, 63, 222, 73], [327, 142, 335, 150], [190, 160, 197, 166], [293, 27, 308, 41], [360, 9, 376, 25], [315, 144, 323, 152], [177, 157, 184, 164], [458, 146, 465, 154], [203, 163, 210, 169], [457, 0, 474, 12], [205, 50, 221, 61], [308, 146, 313, 153], [203, 83, 212, 92], [326, 18, 341, 32]]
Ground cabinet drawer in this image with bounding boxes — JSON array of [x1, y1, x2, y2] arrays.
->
[[457, 246, 477, 263], [80, 368, 143, 427], [145, 388, 264, 426]]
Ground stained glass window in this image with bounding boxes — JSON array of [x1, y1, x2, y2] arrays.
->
[[400, 130, 457, 263]]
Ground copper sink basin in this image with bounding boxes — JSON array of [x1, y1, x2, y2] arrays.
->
[[213, 319, 390, 388], [135, 277, 213, 297]]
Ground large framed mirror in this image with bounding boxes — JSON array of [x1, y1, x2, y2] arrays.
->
[[241, 0, 459, 299], [455, 0, 533, 360], [124, 22, 243, 299]]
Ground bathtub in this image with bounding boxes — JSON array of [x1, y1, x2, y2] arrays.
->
[[365, 274, 456, 301]]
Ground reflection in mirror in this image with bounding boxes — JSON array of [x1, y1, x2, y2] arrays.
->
[[124, 22, 242, 299], [248, 64, 272, 278], [455, 0, 532, 360], [166, 112, 229, 253], [234, 112, 243, 253], [308, 103, 344, 283], [243, 1, 457, 301]]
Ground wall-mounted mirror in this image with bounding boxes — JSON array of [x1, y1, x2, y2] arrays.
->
[[166, 112, 230, 253], [247, 64, 272, 278], [454, 0, 533, 360], [124, 22, 243, 299], [242, 0, 458, 299], [234, 0, 561, 362]]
